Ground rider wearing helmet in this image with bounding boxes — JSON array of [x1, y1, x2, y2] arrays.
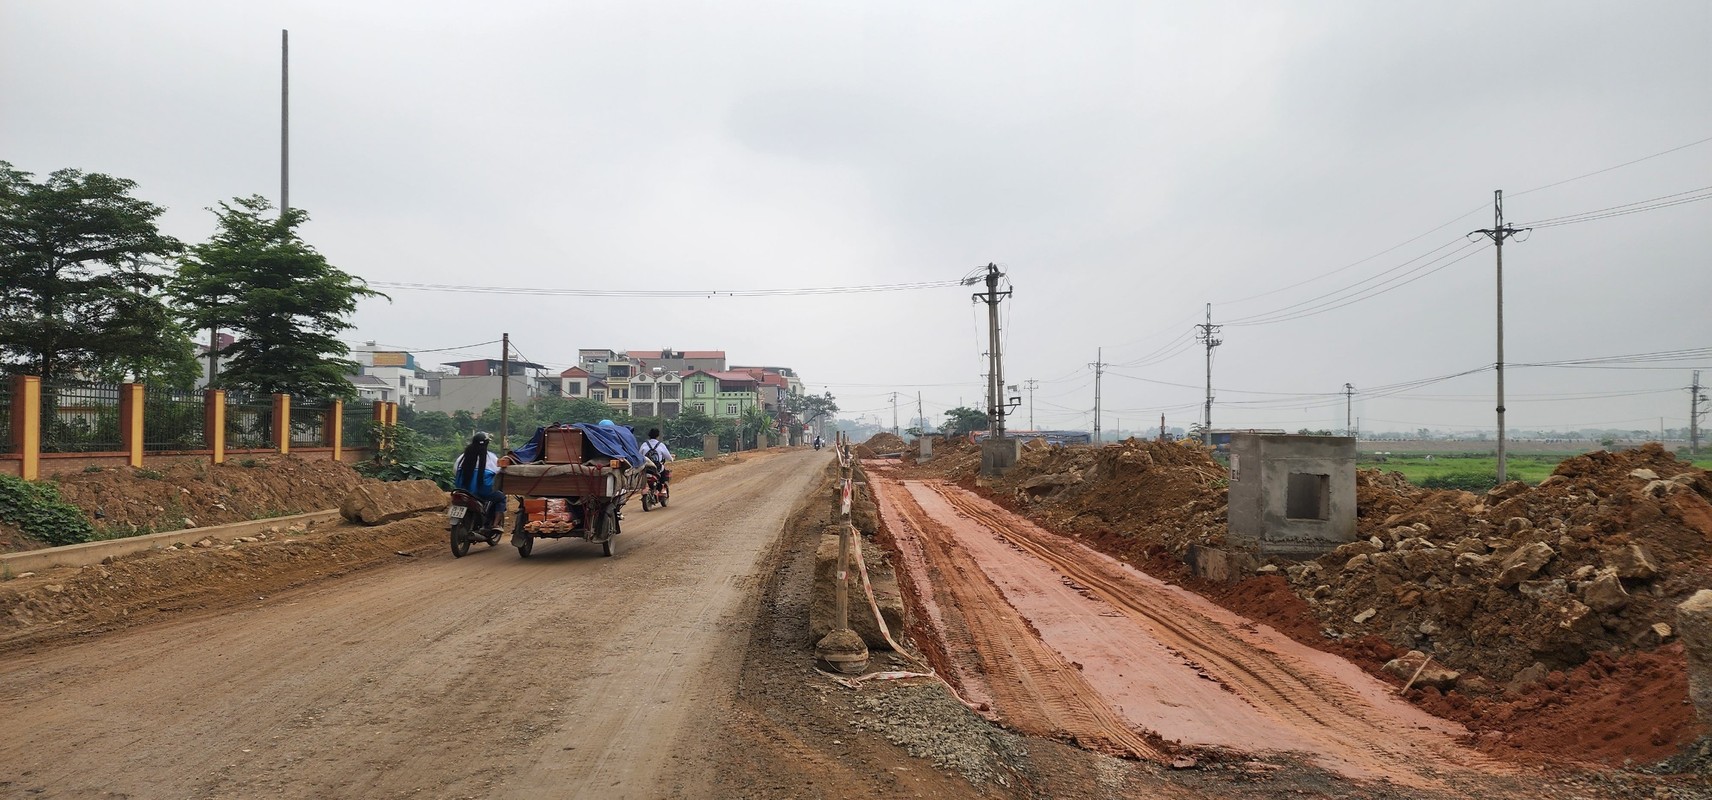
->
[[453, 431, 506, 531]]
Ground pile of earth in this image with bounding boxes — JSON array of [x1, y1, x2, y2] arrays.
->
[[973, 437, 1231, 558], [855, 431, 909, 459], [5, 456, 368, 550]]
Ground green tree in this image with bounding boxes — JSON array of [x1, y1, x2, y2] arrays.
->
[[941, 406, 989, 437], [786, 391, 839, 428], [409, 410, 458, 441], [738, 404, 773, 449], [0, 162, 199, 386], [666, 407, 717, 451], [172, 196, 383, 398]]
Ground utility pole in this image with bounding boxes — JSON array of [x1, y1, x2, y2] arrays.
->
[[1024, 379, 1039, 432], [1344, 383, 1356, 437], [1089, 349, 1109, 443], [499, 333, 510, 451], [1159, 413, 1166, 442], [1472, 190, 1528, 483], [1195, 304, 1222, 446], [281, 29, 289, 215], [1692, 370, 1706, 455], [970, 264, 1012, 438], [891, 392, 900, 437], [917, 392, 925, 438]]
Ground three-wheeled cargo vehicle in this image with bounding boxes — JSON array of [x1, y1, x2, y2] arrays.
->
[[497, 423, 647, 558]]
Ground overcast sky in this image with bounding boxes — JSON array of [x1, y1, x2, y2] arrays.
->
[[4, 1, 1709, 436]]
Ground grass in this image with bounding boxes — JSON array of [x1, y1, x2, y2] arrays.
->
[[1363, 451, 1712, 488]]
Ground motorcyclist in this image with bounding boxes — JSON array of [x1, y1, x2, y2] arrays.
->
[[813, 434, 823, 450], [453, 431, 506, 531], [641, 428, 673, 489]]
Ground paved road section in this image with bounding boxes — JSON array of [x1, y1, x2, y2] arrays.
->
[[0, 449, 821, 800]]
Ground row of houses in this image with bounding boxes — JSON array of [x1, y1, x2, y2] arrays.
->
[[344, 345, 806, 425]]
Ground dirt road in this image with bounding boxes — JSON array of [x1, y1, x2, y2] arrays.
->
[[0, 449, 820, 800], [869, 468, 1510, 790]]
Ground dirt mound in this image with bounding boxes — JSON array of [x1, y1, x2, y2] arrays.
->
[[984, 438, 1229, 557], [0, 514, 443, 652], [855, 432, 909, 459], [6, 457, 368, 551]]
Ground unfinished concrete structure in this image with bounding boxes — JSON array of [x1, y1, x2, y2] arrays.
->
[[980, 437, 1018, 477], [1227, 433, 1357, 558]]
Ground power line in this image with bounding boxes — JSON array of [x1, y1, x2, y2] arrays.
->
[[366, 278, 965, 298]]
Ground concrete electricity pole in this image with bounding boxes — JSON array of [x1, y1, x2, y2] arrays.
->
[[1024, 379, 1038, 432], [1089, 349, 1109, 443], [1692, 370, 1707, 455], [1195, 304, 1222, 445], [891, 392, 900, 437], [969, 264, 1012, 438], [1344, 383, 1356, 437], [499, 333, 510, 451], [1472, 190, 1528, 483]]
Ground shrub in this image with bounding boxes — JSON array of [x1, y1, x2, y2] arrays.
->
[[0, 474, 94, 546], [1421, 471, 1499, 492]]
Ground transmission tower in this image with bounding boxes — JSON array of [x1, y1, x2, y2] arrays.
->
[[1195, 304, 1222, 445], [1344, 383, 1356, 437], [1471, 190, 1529, 483]]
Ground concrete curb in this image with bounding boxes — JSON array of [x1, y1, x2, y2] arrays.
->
[[1, 509, 342, 574]]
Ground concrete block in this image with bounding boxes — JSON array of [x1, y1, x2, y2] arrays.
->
[[1186, 544, 1257, 584], [979, 437, 1019, 477], [811, 531, 906, 650], [339, 480, 447, 525], [1677, 589, 1712, 724], [1227, 433, 1357, 558]]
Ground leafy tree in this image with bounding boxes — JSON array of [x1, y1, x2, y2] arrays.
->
[[0, 162, 199, 386], [409, 410, 458, 441], [666, 407, 717, 451], [940, 406, 989, 437], [738, 404, 773, 449], [786, 391, 839, 428], [172, 196, 383, 399]]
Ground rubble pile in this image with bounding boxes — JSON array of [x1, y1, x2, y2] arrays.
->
[[1295, 444, 1712, 684]]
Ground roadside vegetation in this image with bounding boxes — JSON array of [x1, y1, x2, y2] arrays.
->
[[1361, 451, 1712, 489]]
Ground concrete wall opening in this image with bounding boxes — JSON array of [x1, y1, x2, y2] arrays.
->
[[1286, 472, 1330, 520]]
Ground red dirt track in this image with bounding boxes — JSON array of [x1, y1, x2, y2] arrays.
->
[[869, 466, 1513, 788]]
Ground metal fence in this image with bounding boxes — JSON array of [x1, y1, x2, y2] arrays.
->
[[40, 380, 123, 453], [293, 400, 332, 447], [0, 380, 11, 454], [143, 386, 206, 451], [342, 402, 375, 448], [225, 391, 275, 450]]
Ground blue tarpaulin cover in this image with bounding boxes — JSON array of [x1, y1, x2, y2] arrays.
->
[[510, 424, 645, 469]]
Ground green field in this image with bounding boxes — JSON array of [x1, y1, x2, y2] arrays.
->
[[1360, 452, 1712, 490]]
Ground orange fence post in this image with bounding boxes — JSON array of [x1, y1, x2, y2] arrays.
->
[[272, 393, 292, 455], [13, 375, 41, 481], [119, 383, 144, 468], [204, 389, 226, 464], [327, 399, 343, 460]]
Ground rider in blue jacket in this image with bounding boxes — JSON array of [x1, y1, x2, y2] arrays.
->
[[453, 431, 506, 531]]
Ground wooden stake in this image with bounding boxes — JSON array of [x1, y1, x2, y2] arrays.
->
[[1399, 655, 1433, 694]]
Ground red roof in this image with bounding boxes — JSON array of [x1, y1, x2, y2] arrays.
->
[[559, 366, 590, 378], [708, 371, 758, 384], [627, 350, 662, 360], [684, 350, 725, 359]]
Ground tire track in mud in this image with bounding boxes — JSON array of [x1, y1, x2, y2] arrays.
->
[[873, 477, 1161, 760], [910, 477, 1509, 786]]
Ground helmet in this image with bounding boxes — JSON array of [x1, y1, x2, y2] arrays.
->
[[598, 419, 615, 427], [471, 431, 491, 445]]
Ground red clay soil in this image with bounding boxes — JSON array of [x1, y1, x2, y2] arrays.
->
[[918, 440, 1712, 769]]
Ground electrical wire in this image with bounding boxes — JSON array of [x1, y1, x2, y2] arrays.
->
[[366, 278, 965, 297]]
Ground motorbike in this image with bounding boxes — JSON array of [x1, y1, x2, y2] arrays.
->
[[639, 466, 670, 511], [448, 489, 503, 557], [813, 439, 823, 451]]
